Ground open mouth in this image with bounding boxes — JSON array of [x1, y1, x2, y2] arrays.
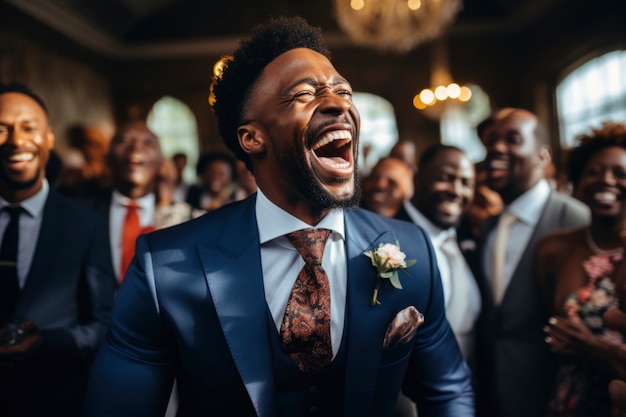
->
[[1, 151, 37, 171], [311, 130, 353, 175], [488, 159, 509, 179], [593, 191, 619, 204]]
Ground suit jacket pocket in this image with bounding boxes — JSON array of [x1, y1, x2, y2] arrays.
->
[[379, 336, 414, 368]]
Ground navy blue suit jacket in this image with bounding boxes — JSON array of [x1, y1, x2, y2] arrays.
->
[[85, 194, 473, 417]]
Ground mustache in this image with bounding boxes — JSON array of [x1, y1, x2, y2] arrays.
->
[[306, 117, 352, 149]]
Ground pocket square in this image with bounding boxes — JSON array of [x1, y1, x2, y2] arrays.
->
[[383, 306, 424, 349]]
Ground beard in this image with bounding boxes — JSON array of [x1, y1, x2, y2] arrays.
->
[[0, 168, 41, 191], [275, 143, 362, 211]]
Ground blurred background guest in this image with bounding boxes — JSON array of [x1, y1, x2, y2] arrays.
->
[[0, 82, 116, 417], [405, 144, 481, 366], [539, 121, 626, 417], [476, 107, 589, 417], [361, 156, 414, 219], [171, 151, 190, 203], [186, 150, 238, 212]]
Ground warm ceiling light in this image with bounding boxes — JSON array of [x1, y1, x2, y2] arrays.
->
[[446, 83, 461, 99], [419, 89, 436, 105], [458, 86, 472, 102], [434, 85, 448, 101], [333, 0, 463, 53]]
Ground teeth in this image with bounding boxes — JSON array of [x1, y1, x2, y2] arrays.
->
[[312, 130, 352, 151], [594, 191, 617, 203], [8, 153, 34, 162], [490, 160, 508, 170]]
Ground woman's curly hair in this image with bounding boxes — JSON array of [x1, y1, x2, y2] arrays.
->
[[567, 121, 626, 187], [211, 16, 330, 171]]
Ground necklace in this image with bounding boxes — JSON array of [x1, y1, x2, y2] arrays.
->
[[584, 228, 624, 256]]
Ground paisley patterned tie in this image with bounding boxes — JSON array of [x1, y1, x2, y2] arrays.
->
[[281, 228, 333, 374]]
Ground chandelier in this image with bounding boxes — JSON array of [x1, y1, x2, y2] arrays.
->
[[412, 39, 472, 119], [333, 0, 463, 54]]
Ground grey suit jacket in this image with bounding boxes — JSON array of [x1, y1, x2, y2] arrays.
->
[[474, 190, 589, 417]]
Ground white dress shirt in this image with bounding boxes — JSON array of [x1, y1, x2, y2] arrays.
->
[[256, 188, 347, 357], [404, 202, 481, 361], [483, 179, 551, 297], [109, 191, 156, 278], [0, 179, 49, 288]]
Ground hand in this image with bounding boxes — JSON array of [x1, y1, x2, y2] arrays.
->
[[543, 314, 599, 355], [0, 321, 42, 356], [604, 308, 626, 380]]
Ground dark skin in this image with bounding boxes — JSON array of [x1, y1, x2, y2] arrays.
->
[[539, 146, 626, 396], [483, 108, 551, 205], [604, 308, 626, 411], [362, 157, 413, 218], [0, 92, 55, 355], [237, 48, 360, 226], [412, 148, 475, 230], [107, 121, 163, 200]]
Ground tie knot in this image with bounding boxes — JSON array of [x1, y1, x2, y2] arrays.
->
[[124, 202, 140, 210], [498, 211, 517, 228], [3, 206, 22, 221], [286, 228, 332, 265]]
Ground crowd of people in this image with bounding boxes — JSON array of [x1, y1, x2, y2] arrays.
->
[[0, 15, 625, 417]]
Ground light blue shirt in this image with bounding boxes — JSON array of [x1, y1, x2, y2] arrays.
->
[[256, 188, 347, 357], [0, 179, 49, 288], [483, 179, 551, 296]]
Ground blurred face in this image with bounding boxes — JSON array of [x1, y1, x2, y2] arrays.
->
[[0, 92, 54, 201], [414, 149, 475, 229], [108, 121, 162, 198], [240, 48, 361, 218], [362, 158, 414, 218], [202, 160, 233, 195], [574, 146, 626, 219], [483, 110, 549, 203]]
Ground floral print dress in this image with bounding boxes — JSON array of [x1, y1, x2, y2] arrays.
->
[[547, 253, 626, 417]]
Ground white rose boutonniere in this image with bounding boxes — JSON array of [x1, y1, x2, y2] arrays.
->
[[364, 242, 416, 306]]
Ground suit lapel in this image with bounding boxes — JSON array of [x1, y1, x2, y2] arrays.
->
[[196, 197, 275, 417], [343, 210, 399, 416], [19, 191, 61, 306]]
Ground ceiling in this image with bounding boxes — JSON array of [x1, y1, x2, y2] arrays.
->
[[4, 0, 567, 59]]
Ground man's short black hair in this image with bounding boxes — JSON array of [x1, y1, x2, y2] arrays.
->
[[211, 16, 331, 171], [418, 144, 465, 172], [0, 81, 49, 115], [195, 151, 237, 180]]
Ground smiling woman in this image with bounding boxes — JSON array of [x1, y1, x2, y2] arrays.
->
[[537, 121, 626, 417]]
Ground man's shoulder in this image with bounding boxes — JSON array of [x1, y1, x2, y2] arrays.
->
[[46, 188, 106, 224], [545, 191, 590, 224]]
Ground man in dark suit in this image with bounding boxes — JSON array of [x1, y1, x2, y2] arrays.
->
[[475, 107, 590, 417], [0, 82, 116, 416], [84, 16, 474, 417]]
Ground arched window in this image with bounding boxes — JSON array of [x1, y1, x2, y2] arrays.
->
[[352, 92, 399, 173], [557, 49, 626, 147], [147, 96, 199, 182]]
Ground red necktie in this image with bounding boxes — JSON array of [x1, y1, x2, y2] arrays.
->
[[280, 228, 333, 374], [120, 203, 141, 282]]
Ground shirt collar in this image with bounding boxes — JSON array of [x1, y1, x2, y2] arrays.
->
[[112, 189, 155, 211], [0, 179, 49, 218], [255, 188, 345, 244], [404, 201, 456, 246], [506, 178, 551, 225]]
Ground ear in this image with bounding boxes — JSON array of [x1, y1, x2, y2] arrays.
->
[[538, 144, 552, 169], [237, 123, 266, 156], [46, 127, 55, 149]]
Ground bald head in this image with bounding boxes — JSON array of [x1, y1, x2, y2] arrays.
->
[[483, 108, 551, 204]]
